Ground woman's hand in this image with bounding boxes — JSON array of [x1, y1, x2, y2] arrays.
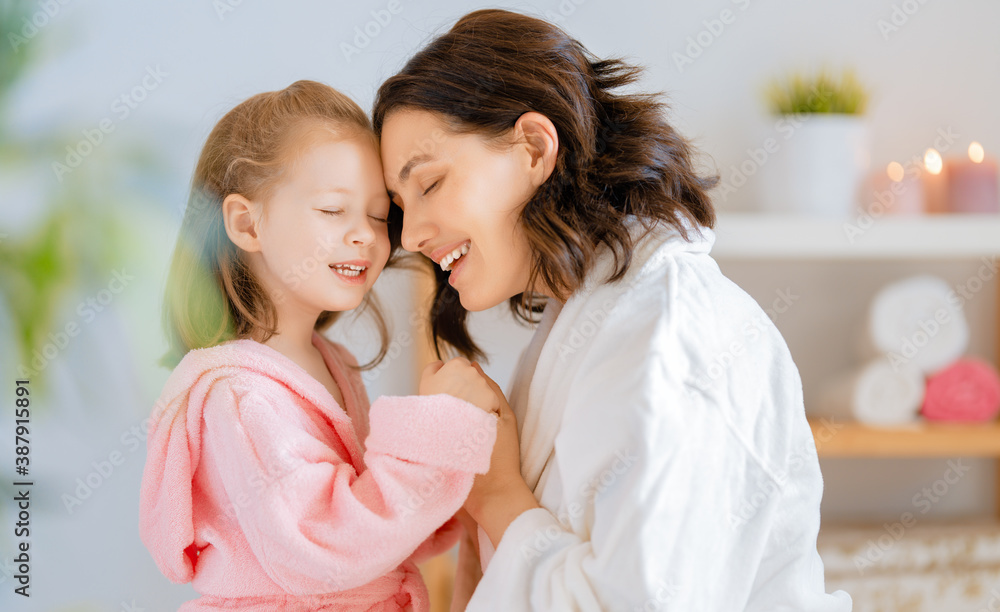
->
[[418, 357, 500, 416], [464, 363, 541, 548]]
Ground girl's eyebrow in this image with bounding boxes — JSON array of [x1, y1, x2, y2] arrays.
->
[[313, 186, 353, 195]]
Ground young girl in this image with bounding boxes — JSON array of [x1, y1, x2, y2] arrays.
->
[[139, 80, 501, 611]]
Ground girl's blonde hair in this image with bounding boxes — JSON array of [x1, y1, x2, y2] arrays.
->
[[160, 80, 401, 369]]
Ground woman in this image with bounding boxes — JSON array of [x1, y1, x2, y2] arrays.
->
[[374, 9, 852, 612]]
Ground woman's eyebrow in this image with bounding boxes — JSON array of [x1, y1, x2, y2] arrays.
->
[[397, 153, 434, 183]]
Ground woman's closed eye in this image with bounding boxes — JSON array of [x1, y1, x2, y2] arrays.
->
[[422, 179, 441, 196]]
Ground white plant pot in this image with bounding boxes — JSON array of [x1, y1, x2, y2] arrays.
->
[[761, 114, 870, 218]]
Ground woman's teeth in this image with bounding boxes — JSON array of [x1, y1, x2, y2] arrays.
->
[[331, 264, 366, 277], [440, 243, 469, 272]]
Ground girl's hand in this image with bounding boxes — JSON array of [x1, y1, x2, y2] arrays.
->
[[418, 358, 500, 416], [464, 363, 539, 546]]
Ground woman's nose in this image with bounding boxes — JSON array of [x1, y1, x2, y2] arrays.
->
[[400, 210, 435, 253]]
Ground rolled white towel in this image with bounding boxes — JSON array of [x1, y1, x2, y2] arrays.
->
[[815, 358, 925, 426], [867, 275, 969, 374]]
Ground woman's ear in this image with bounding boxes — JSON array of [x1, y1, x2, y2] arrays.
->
[[222, 194, 263, 253], [513, 111, 559, 187]]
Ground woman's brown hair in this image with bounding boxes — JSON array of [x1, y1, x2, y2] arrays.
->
[[372, 9, 717, 360], [160, 80, 403, 369]]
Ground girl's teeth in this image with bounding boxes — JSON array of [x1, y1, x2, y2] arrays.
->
[[332, 264, 365, 277]]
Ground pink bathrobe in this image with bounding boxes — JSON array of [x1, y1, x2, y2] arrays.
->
[[139, 330, 497, 611]]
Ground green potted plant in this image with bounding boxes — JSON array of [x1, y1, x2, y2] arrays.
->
[[761, 69, 871, 218]]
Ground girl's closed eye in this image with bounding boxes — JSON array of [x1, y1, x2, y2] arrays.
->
[[320, 208, 343, 216]]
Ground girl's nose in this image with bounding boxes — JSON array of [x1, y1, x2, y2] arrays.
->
[[347, 216, 377, 246]]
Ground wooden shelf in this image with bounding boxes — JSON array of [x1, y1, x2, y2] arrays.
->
[[713, 213, 1000, 260], [810, 418, 1000, 457]]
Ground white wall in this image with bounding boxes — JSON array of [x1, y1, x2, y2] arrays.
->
[[2, 0, 998, 609]]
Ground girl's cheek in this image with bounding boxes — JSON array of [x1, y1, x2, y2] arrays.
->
[[377, 232, 392, 263]]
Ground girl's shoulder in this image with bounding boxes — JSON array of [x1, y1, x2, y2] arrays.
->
[[163, 337, 319, 407]]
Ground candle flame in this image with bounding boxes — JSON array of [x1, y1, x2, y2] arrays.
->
[[924, 148, 943, 175], [969, 141, 985, 164], [886, 162, 905, 182]]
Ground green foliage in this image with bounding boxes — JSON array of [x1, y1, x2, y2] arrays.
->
[[0, 2, 156, 396], [765, 69, 869, 115]]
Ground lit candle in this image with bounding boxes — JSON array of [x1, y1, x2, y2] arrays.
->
[[945, 142, 999, 213], [858, 161, 924, 215], [922, 148, 948, 214]]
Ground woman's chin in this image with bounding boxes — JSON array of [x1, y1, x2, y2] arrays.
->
[[456, 287, 508, 313]]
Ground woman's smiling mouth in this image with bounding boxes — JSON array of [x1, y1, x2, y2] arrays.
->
[[434, 241, 471, 272]]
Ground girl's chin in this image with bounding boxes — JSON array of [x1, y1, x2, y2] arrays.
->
[[322, 295, 365, 313]]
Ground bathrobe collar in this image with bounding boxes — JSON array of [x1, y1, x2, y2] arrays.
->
[[513, 213, 716, 490]]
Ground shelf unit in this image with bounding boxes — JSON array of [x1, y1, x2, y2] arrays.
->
[[712, 213, 1000, 260], [809, 419, 1000, 458], [714, 212, 1000, 521]]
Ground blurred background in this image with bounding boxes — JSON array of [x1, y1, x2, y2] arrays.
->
[[1, 0, 998, 610]]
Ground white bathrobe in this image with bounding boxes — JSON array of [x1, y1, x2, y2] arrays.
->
[[467, 216, 852, 611]]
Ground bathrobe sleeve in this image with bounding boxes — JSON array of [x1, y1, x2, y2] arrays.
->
[[406, 514, 464, 564], [467, 282, 849, 611], [201, 377, 497, 595]]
